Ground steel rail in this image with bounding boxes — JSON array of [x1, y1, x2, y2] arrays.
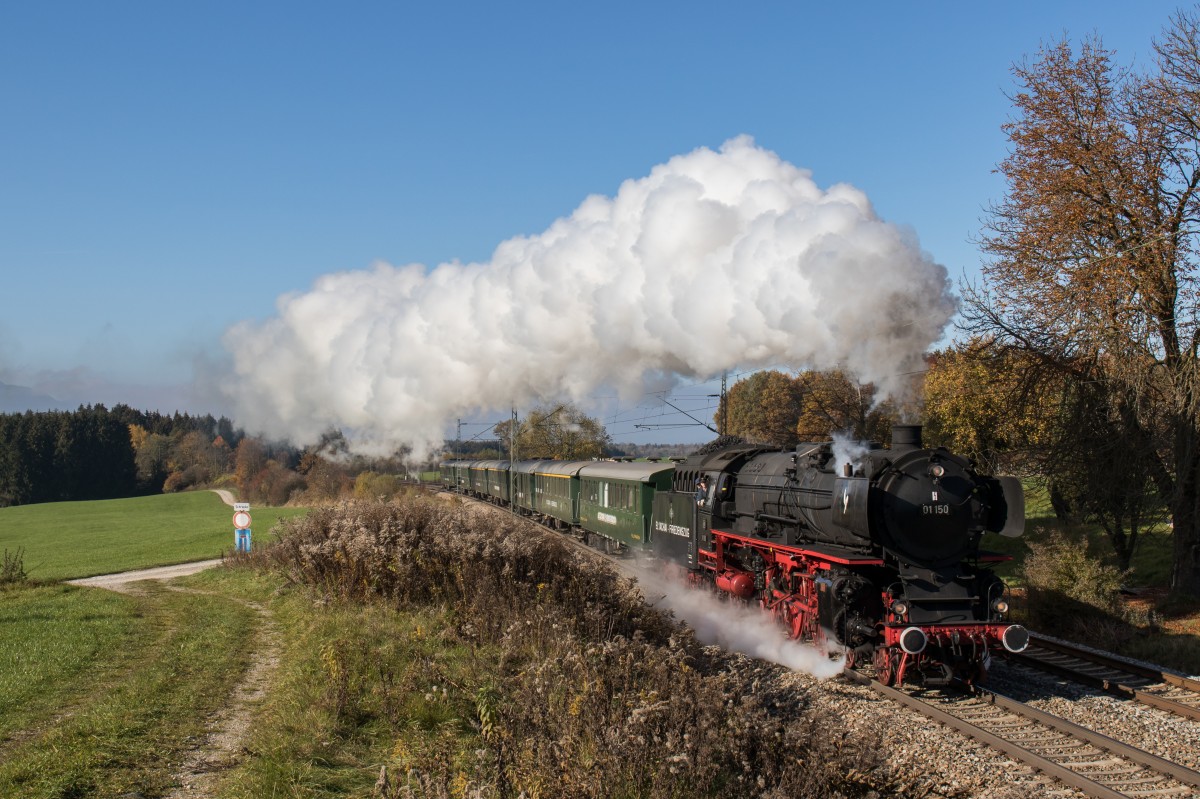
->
[[1011, 649, 1200, 723], [976, 684, 1200, 790], [1029, 633, 1200, 694], [840, 670, 1130, 799], [842, 669, 1200, 798]]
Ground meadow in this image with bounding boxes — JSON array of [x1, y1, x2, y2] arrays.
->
[[0, 579, 259, 799], [0, 491, 301, 798], [1, 485, 1195, 797], [0, 491, 306, 580]]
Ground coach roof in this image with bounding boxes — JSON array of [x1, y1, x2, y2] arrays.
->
[[578, 461, 675, 482], [532, 460, 593, 477]]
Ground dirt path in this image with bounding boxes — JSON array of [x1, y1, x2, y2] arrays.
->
[[210, 488, 237, 506], [65, 560, 224, 592], [66, 551, 277, 797], [166, 587, 279, 799], [65, 489, 237, 592]]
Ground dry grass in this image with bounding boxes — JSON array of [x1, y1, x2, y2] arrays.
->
[[240, 496, 890, 798]]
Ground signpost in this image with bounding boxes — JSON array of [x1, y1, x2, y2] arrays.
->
[[233, 502, 252, 553]]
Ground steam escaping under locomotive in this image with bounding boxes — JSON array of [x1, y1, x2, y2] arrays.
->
[[442, 423, 1027, 687]]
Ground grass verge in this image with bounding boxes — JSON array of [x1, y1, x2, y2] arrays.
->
[[0, 579, 259, 799], [0, 583, 139, 744], [0, 491, 306, 580], [184, 567, 479, 798], [993, 484, 1200, 673], [194, 498, 889, 799]]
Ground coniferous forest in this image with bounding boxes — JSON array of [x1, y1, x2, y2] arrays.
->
[[0, 405, 240, 507]]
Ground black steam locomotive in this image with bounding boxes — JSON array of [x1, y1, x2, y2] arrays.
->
[[443, 423, 1027, 686], [652, 424, 1027, 686]]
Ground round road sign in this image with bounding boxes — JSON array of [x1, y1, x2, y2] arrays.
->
[[233, 510, 252, 529]]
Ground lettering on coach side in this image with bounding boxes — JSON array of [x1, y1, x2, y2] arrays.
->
[[653, 520, 690, 538]]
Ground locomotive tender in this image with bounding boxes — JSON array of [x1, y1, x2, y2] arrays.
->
[[442, 423, 1027, 687]]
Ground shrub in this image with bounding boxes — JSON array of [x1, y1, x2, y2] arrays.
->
[[352, 471, 405, 501], [1020, 530, 1130, 644], [1, 547, 26, 584]]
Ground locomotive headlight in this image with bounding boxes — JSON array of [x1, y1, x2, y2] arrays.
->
[[890, 600, 908, 617], [900, 626, 927, 655], [992, 599, 1010, 615], [929, 464, 945, 478]]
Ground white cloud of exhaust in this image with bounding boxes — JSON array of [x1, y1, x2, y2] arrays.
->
[[636, 563, 845, 680], [222, 136, 955, 454]]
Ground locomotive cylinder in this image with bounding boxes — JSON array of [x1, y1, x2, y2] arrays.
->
[[715, 570, 756, 598]]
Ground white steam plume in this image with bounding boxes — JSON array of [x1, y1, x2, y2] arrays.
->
[[831, 431, 873, 476], [637, 562, 844, 679], [222, 136, 955, 454]]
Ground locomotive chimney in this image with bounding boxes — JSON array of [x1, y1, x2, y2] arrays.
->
[[891, 424, 923, 452]]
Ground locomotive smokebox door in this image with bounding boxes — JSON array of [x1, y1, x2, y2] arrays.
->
[[832, 476, 870, 536]]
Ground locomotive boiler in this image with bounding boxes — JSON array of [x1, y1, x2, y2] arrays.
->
[[653, 424, 1027, 686]]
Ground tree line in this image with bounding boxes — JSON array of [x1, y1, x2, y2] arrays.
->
[[0, 405, 240, 506], [0, 404, 437, 509], [715, 369, 900, 449]]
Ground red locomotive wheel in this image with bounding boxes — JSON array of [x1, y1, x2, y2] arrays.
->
[[873, 647, 898, 686]]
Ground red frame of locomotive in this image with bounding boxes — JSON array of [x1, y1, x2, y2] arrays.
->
[[695, 525, 1016, 684]]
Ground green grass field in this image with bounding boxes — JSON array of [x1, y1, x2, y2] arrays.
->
[[0, 579, 260, 798], [0, 491, 307, 581]]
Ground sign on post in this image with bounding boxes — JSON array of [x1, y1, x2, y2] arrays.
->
[[233, 503, 252, 553]]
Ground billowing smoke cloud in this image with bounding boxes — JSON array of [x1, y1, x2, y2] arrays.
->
[[223, 136, 955, 454]]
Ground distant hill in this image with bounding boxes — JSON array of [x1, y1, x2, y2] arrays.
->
[[0, 381, 67, 413]]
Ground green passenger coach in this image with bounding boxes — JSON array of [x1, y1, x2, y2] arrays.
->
[[577, 461, 675, 548], [533, 460, 591, 528]]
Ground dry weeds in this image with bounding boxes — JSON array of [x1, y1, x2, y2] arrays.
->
[[247, 497, 890, 798]]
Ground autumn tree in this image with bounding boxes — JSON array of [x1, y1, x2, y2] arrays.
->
[[718, 370, 803, 447], [923, 341, 1058, 473], [234, 438, 268, 499], [297, 450, 350, 501], [963, 15, 1200, 595], [794, 370, 893, 444], [495, 403, 612, 460], [131, 428, 172, 491], [925, 341, 1161, 570]]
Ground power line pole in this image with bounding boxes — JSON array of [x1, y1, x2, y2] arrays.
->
[[509, 407, 517, 515], [720, 372, 728, 435]]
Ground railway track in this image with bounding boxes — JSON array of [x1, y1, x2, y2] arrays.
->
[[843, 670, 1200, 799], [1008, 634, 1200, 723], [437, 486, 1200, 798]]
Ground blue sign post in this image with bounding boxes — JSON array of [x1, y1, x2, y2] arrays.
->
[[233, 504, 252, 553]]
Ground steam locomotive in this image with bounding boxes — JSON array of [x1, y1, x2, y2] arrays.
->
[[442, 424, 1027, 687]]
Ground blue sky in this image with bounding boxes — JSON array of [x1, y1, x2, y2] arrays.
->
[[0, 1, 1187, 442]]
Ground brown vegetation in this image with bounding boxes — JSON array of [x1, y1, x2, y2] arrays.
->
[[246, 496, 888, 798], [717, 369, 893, 447]]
